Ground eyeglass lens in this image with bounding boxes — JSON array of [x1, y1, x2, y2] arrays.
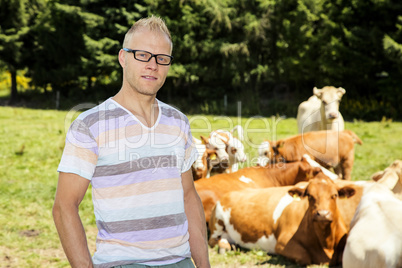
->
[[134, 51, 171, 65]]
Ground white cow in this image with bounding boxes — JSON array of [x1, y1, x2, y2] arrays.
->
[[226, 136, 247, 173], [343, 160, 402, 268], [297, 86, 346, 133]]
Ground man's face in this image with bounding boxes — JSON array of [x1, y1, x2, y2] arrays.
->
[[120, 29, 172, 97]]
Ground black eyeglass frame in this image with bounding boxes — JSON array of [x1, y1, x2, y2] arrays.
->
[[123, 48, 173, 66]]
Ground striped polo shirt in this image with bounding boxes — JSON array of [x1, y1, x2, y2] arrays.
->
[[58, 98, 198, 268]]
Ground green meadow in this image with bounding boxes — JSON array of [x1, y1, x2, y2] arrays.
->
[[1, 106, 401, 267]]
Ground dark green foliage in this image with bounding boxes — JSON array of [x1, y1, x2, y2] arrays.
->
[[0, 0, 401, 120], [0, 0, 42, 102]]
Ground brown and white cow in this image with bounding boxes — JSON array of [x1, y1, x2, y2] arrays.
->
[[195, 155, 326, 224], [209, 176, 357, 266], [268, 130, 363, 180], [257, 140, 272, 167], [343, 160, 402, 268], [200, 125, 247, 175], [192, 137, 218, 180], [297, 86, 346, 133]]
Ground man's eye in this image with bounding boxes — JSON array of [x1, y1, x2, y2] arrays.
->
[[158, 56, 167, 63]]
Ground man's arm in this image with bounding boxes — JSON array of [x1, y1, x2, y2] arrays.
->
[[182, 169, 211, 268], [52, 172, 93, 268]]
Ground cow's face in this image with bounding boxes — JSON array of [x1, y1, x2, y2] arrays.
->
[[289, 178, 355, 222], [228, 137, 247, 163], [204, 132, 230, 163], [258, 141, 271, 164], [314, 86, 346, 121]]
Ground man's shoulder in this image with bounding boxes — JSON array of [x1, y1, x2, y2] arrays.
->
[[158, 99, 189, 123], [75, 98, 127, 125]]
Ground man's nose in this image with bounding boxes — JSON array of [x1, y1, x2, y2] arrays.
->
[[146, 56, 158, 69]]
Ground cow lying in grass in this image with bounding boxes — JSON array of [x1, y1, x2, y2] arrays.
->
[[343, 159, 402, 268], [195, 155, 330, 225], [209, 176, 358, 266]]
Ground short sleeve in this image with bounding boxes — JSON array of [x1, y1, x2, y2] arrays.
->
[[181, 117, 198, 173], [57, 119, 99, 180]]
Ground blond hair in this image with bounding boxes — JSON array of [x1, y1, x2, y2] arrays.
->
[[123, 15, 172, 50]]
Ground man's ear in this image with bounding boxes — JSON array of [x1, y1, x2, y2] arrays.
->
[[118, 49, 125, 68]]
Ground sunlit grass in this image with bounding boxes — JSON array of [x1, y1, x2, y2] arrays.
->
[[1, 106, 401, 267]]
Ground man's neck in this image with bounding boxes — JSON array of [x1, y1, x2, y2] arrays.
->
[[112, 89, 159, 128]]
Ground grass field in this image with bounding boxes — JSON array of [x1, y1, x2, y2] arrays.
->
[[0, 105, 401, 267]]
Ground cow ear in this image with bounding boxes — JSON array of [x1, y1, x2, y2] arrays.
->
[[371, 170, 385, 182], [377, 171, 399, 190], [277, 141, 285, 148], [338, 186, 356, 199], [200, 135, 209, 144], [309, 168, 323, 178], [288, 187, 305, 199], [313, 87, 323, 98], [205, 148, 216, 155], [337, 87, 346, 96]]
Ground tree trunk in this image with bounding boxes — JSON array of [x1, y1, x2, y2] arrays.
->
[[9, 69, 19, 104]]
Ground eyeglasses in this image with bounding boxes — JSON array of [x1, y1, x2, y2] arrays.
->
[[123, 48, 173, 66]]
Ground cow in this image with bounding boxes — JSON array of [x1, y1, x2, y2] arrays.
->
[[257, 140, 271, 167], [191, 137, 218, 180], [297, 86, 346, 134], [268, 130, 363, 180], [200, 125, 247, 174], [209, 176, 357, 266], [333, 180, 370, 231], [370, 159, 402, 198], [195, 155, 327, 224], [343, 160, 402, 268]]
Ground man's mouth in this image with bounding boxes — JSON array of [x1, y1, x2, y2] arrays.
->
[[142, 75, 157, 80]]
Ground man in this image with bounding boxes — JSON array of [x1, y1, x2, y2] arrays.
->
[[53, 16, 210, 268]]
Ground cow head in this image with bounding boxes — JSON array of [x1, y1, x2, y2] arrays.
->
[[314, 86, 345, 121], [296, 158, 327, 183], [192, 141, 217, 179], [227, 136, 247, 164], [302, 154, 340, 180], [288, 177, 355, 222], [371, 159, 402, 198], [257, 140, 272, 166], [270, 140, 286, 163], [200, 133, 229, 164]]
